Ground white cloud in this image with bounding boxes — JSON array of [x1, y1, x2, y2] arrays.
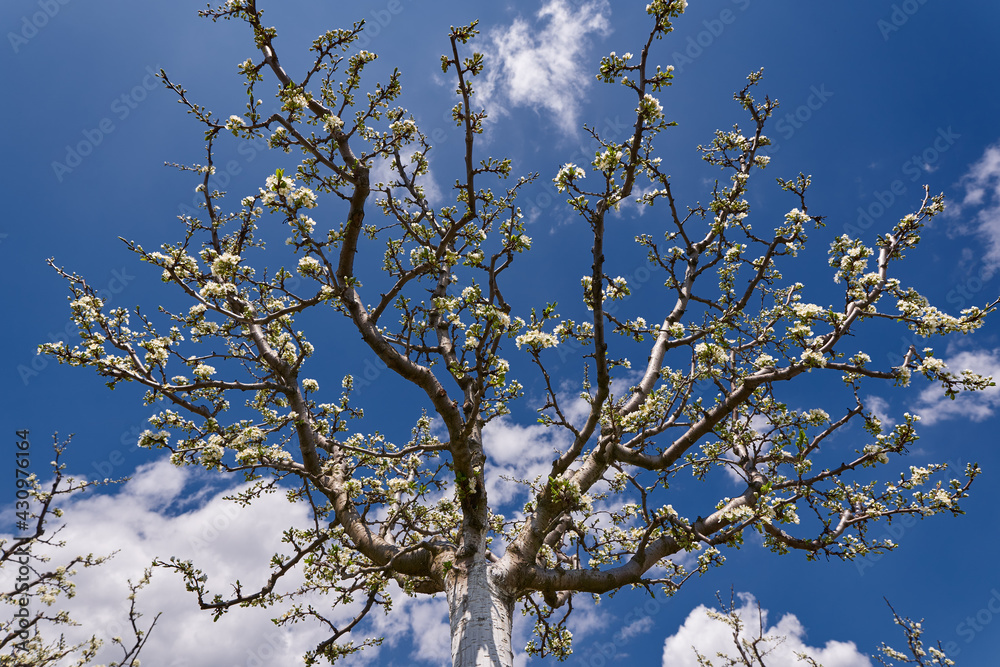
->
[[476, 0, 611, 137], [617, 614, 655, 641], [0, 459, 454, 666], [480, 379, 641, 508], [407, 598, 452, 663], [912, 348, 1000, 425], [364, 594, 450, 666], [482, 416, 571, 505], [947, 140, 1000, 278], [865, 394, 894, 427], [662, 592, 871, 667], [615, 183, 658, 218]]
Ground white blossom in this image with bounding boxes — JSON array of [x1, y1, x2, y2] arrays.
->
[[917, 357, 946, 374], [193, 363, 216, 379], [323, 114, 344, 132], [695, 342, 727, 366], [211, 252, 241, 278], [199, 282, 237, 299], [298, 256, 324, 277], [292, 186, 318, 209], [805, 408, 830, 425], [594, 146, 624, 173], [515, 330, 559, 351], [224, 115, 246, 133], [754, 354, 776, 368], [554, 163, 586, 192], [792, 303, 825, 320], [637, 93, 664, 122], [800, 349, 826, 368]]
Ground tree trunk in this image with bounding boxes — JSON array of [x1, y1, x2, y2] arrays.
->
[[447, 556, 516, 667]]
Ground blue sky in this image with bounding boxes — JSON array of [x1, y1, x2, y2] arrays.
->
[[3, 1, 1000, 665]]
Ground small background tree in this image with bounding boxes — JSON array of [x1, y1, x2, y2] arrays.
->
[[676, 591, 957, 667], [0, 436, 155, 667]]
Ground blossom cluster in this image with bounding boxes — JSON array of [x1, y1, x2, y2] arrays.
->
[[580, 275, 630, 310], [799, 349, 826, 368], [146, 249, 200, 283], [695, 342, 727, 367], [224, 114, 246, 135], [259, 172, 319, 209], [791, 302, 825, 321], [323, 114, 344, 133], [593, 146, 623, 173], [828, 235, 874, 284], [553, 163, 586, 192], [637, 93, 664, 123], [211, 252, 241, 278], [297, 256, 324, 277], [515, 329, 559, 351]]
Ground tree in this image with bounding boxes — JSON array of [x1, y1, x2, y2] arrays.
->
[[1, 436, 155, 667], [686, 590, 956, 667], [37, 1, 996, 665], [875, 602, 957, 667]]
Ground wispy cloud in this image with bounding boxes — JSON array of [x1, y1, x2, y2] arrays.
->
[[476, 0, 612, 137], [617, 614, 655, 642], [947, 140, 1000, 278], [661, 592, 872, 666], [865, 394, 895, 427], [615, 183, 659, 218]]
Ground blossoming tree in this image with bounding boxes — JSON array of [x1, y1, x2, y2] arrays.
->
[[39, 0, 995, 664], [689, 591, 957, 667], [1, 438, 155, 667]]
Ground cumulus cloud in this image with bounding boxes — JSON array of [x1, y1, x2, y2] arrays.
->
[[662, 592, 872, 667], [476, 0, 612, 137], [482, 416, 572, 506], [0, 459, 452, 666], [912, 348, 1000, 425], [946, 140, 1000, 278]]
